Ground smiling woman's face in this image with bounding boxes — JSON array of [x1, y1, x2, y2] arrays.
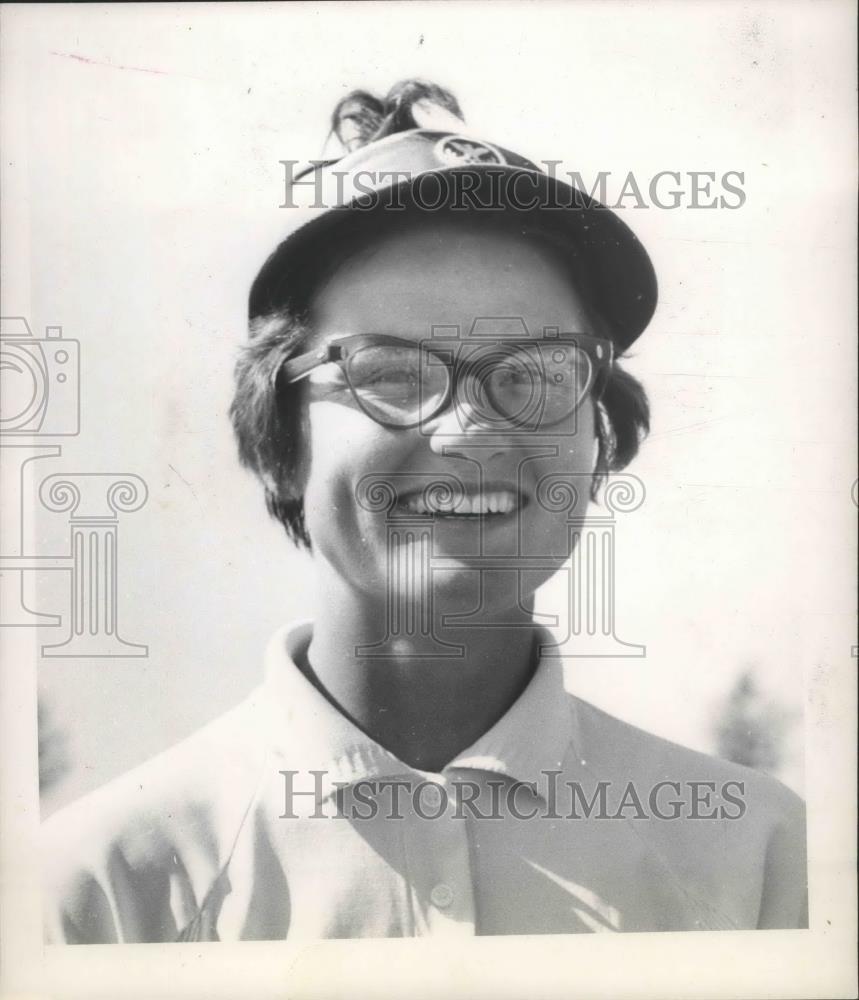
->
[[299, 217, 600, 612]]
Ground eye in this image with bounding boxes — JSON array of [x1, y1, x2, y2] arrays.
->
[[490, 363, 534, 385], [357, 365, 419, 387], [346, 344, 424, 391]]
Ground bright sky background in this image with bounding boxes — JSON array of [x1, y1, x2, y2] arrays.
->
[[3, 1, 855, 810]]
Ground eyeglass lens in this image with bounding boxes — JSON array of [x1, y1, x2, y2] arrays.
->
[[344, 341, 593, 428]]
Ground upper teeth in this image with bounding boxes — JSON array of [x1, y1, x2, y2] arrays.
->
[[402, 491, 519, 515]]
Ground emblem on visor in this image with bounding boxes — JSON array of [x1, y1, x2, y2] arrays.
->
[[433, 135, 506, 167]]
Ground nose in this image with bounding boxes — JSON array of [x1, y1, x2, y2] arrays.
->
[[424, 390, 513, 460]]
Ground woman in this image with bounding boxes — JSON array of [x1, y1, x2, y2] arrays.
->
[[42, 81, 806, 941]]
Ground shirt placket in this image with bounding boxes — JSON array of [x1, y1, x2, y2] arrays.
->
[[401, 774, 476, 937]]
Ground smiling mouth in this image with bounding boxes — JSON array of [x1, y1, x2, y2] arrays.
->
[[396, 488, 525, 517]]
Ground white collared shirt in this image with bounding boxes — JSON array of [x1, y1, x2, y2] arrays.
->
[[42, 622, 807, 941]]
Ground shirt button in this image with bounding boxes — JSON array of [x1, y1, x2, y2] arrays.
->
[[425, 784, 443, 806], [430, 883, 454, 909]]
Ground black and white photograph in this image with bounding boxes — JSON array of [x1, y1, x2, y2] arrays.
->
[[1, 2, 856, 998]]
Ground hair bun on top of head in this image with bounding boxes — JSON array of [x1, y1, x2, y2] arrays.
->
[[331, 79, 466, 153]]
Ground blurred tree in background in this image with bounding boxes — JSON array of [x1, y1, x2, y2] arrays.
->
[[713, 667, 797, 776]]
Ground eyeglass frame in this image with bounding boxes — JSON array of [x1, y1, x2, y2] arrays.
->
[[278, 332, 615, 430]]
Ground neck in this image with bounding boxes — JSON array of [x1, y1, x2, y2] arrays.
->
[[301, 561, 540, 772]]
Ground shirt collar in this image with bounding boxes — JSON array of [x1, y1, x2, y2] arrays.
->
[[256, 620, 576, 802]]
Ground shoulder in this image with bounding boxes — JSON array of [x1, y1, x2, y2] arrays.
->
[[41, 691, 271, 942], [570, 693, 804, 819], [566, 694, 807, 928]]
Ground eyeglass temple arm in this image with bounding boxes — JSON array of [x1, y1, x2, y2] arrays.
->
[[280, 343, 345, 384]]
